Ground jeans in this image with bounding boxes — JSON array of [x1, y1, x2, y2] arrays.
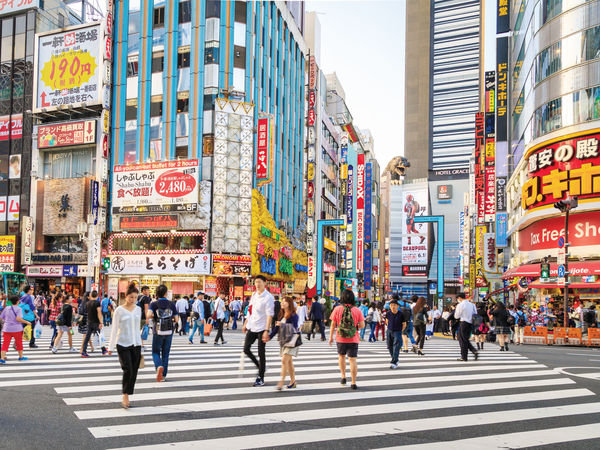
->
[[116, 344, 141, 395], [405, 321, 416, 344], [152, 333, 173, 377], [231, 311, 239, 330], [360, 324, 367, 340], [178, 313, 188, 334], [414, 323, 426, 349], [368, 322, 377, 342], [82, 323, 102, 354], [189, 320, 205, 343], [50, 320, 57, 346], [102, 311, 111, 326], [387, 330, 403, 364], [27, 319, 36, 346], [214, 319, 225, 343], [244, 330, 266, 379]]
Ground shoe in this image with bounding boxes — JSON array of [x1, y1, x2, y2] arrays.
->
[[200, 341, 207, 344], [156, 366, 164, 382], [307, 335, 311, 341], [214, 342, 220, 346], [51, 347, 58, 354], [222, 341, 227, 345], [417, 350, 424, 356], [0, 359, 5, 364], [390, 363, 398, 369], [456, 358, 467, 361], [69, 347, 78, 353], [340, 377, 347, 385], [411, 346, 417, 353], [253, 377, 265, 387], [350, 384, 358, 390], [29, 344, 38, 349], [500, 347, 505, 351], [321, 338, 326, 341], [188, 340, 193, 345], [102, 349, 108, 356], [402, 350, 409, 353], [474, 351, 479, 361], [18, 356, 28, 361], [476, 343, 481, 350], [286, 381, 297, 389], [81, 353, 90, 358]]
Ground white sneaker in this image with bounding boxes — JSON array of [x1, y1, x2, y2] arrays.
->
[[51, 347, 58, 354], [390, 363, 398, 369], [69, 347, 78, 353]]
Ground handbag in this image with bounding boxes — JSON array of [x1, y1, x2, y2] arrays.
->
[[140, 324, 149, 341], [301, 320, 313, 334], [283, 332, 303, 348], [204, 323, 213, 336], [139, 354, 145, 369], [23, 324, 32, 341]]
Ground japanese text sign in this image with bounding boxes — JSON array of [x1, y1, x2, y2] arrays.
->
[[38, 120, 96, 149], [108, 253, 211, 275], [0, 235, 15, 271], [256, 116, 273, 186]]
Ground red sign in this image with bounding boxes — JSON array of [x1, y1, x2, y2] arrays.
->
[[307, 181, 314, 199], [120, 215, 178, 230], [484, 166, 496, 220], [308, 108, 315, 126], [0, 115, 22, 141], [256, 117, 270, 182], [38, 120, 96, 149], [308, 90, 316, 107], [212, 254, 251, 276], [523, 131, 600, 211], [323, 262, 336, 273], [156, 170, 196, 198], [519, 210, 600, 252]]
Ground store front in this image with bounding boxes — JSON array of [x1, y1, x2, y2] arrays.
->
[[26, 264, 89, 296]]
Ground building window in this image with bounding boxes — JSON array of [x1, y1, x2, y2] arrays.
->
[[153, 6, 165, 28], [46, 236, 86, 253], [42, 149, 95, 179], [179, 1, 191, 23], [175, 146, 188, 159], [234, 0, 247, 23], [205, 44, 219, 64], [150, 100, 163, 117], [178, 51, 190, 68], [233, 45, 245, 69], [127, 59, 138, 77], [125, 104, 137, 120], [203, 94, 215, 110], [177, 97, 189, 113], [206, 0, 220, 19], [152, 53, 163, 73]]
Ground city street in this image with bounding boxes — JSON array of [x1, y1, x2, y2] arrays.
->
[[2, 328, 600, 449]]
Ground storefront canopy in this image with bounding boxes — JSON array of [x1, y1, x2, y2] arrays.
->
[[528, 279, 600, 289], [503, 261, 600, 279]]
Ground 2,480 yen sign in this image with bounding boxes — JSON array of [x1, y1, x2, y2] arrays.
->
[[156, 170, 196, 198]]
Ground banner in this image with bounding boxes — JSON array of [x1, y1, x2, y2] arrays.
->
[[256, 116, 273, 186], [496, 36, 509, 141], [485, 71, 495, 113], [401, 183, 429, 271], [364, 247, 371, 290], [483, 233, 497, 273], [496, 176, 507, 211], [119, 215, 178, 230], [356, 154, 365, 272], [107, 253, 211, 275], [0, 235, 15, 271], [365, 163, 372, 242], [475, 112, 485, 224], [475, 226, 487, 287], [497, 0, 510, 34], [496, 212, 508, 248], [0, 0, 39, 17], [112, 159, 199, 213], [38, 120, 96, 149], [346, 165, 353, 224], [21, 216, 33, 266], [212, 254, 251, 276], [35, 24, 103, 111], [0, 114, 22, 141]]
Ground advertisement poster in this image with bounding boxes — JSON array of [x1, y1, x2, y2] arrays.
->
[[356, 154, 365, 272], [38, 120, 96, 149], [255, 116, 273, 186], [108, 253, 211, 275], [7, 195, 19, 222], [112, 159, 199, 213], [496, 212, 508, 248], [401, 183, 429, 267], [9, 154, 21, 179], [212, 254, 251, 276], [0, 235, 16, 272], [204, 276, 217, 296], [0, 114, 22, 141], [120, 215, 178, 230], [35, 24, 103, 110], [0, 0, 39, 16], [483, 233, 497, 273]]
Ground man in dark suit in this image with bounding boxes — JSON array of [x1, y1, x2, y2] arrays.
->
[[308, 296, 326, 341]]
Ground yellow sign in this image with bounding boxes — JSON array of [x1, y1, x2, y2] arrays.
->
[[307, 199, 314, 217], [324, 237, 337, 253], [0, 235, 16, 271], [341, 164, 348, 180], [40, 50, 98, 90], [307, 162, 315, 181]]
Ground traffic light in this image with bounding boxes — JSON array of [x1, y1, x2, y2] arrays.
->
[[541, 258, 550, 278], [102, 257, 110, 271]]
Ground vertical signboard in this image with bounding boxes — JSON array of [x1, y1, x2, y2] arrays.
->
[[497, 0, 510, 34], [485, 71, 495, 113], [474, 113, 485, 225], [496, 176, 507, 211], [364, 163, 372, 243], [496, 212, 508, 248], [475, 226, 487, 287], [483, 233, 497, 273], [496, 36, 509, 142], [21, 215, 33, 266], [364, 248, 371, 290], [0, 235, 16, 271], [484, 139, 496, 222], [256, 116, 273, 186], [356, 154, 365, 273]]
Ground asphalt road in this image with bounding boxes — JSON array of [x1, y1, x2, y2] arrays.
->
[[1, 327, 599, 450]]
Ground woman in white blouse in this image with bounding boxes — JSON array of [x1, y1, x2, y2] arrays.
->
[[108, 283, 142, 409]]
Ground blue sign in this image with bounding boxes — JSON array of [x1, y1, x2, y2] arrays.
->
[[341, 144, 348, 164], [62, 265, 78, 277], [496, 212, 508, 248], [364, 248, 371, 290], [459, 211, 465, 250], [557, 264, 566, 278], [558, 237, 565, 248], [364, 163, 372, 243], [91, 180, 99, 225], [346, 165, 353, 224]]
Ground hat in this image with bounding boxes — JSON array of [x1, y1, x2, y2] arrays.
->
[[390, 299, 399, 305]]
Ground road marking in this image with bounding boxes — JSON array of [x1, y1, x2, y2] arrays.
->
[[556, 366, 600, 381]]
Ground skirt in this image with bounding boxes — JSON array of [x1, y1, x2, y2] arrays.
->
[[494, 326, 511, 335], [280, 345, 299, 357]]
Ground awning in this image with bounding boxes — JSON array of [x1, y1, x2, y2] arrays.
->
[[503, 261, 600, 279], [529, 280, 600, 289]]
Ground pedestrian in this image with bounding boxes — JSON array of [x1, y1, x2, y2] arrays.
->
[[101, 294, 113, 326], [367, 302, 380, 342], [19, 286, 38, 349], [34, 292, 46, 327], [449, 303, 460, 340], [189, 295, 207, 344], [307, 295, 326, 341], [431, 304, 442, 333], [514, 306, 528, 345], [297, 300, 308, 331], [230, 297, 241, 330], [264, 296, 301, 390], [107, 283, 142, 409], [359, 300, 369, 341], [242, 275, 275, 387], [441, 307, 451, 335], [175, 295, 190, 336], [47, 293, 63, 349], [213, 291, 227, 345], [202, 295, 212, 326], [375, 304, 386, 341], [385, 298, 405, 369], [412, 297, 428, 355], [329, 289, 365, 389], [490, 301, 512, 351], [0, 296, 30, 363], [147, 285, 178, 382], [473, 302, 490, 350], [454, 293, 479, 361], [51, 295, 77, 354], [80, 291, 107, 357], [397, 295, 417, 352], [77, 293, 93, 353], [272, 296, 281, 330], [137, 286, 153, 350]]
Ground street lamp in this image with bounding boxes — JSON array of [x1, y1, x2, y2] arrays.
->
[[553, 197, 578, 328]]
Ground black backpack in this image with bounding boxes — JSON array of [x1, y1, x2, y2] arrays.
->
[[155, 307, 174, 335], [517, 312, 527, 327], [400, 303, 412, 323]]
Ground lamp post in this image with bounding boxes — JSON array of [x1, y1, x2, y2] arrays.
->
[[553, 197, 578, 328]]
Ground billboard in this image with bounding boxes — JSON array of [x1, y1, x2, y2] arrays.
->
[[474, 112, 485, 224], [107, 253, 211, 275], [38, 120, 96, 149], [356, 154, 365, 272], [35, 23, 104, 111], [212, 254, 251, 276], [496, 36, 509, 141], [475, 226, 487, 287], [0, 114, 22, 141], [0, 235, 15, 271], [112, 159, 199, 213], [365, 163, 372, 242], [497, 0, 510, 34], [0, 0, 39, 17], [496, 212, 508, 248], [401, 183, 429, 270], [483, 233, 496, 273], [256, 116, 274, 186]]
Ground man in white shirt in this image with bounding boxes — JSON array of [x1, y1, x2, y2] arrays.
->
[[213, 291, 227, 345], [189, 296, 207, 344], [175, 296, 190, 336], [243, 275, 274, 386], [454, 293, 479, 361]]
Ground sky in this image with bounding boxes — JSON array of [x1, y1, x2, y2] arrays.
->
[[305, 0, 405, 171]]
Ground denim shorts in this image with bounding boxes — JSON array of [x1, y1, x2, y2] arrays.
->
[[336, 342, 359, 358]]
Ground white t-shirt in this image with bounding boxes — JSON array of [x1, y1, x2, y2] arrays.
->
[[246, 289, 275, 332], [214, 297, 226, 320], [297, 305, 308, 326]]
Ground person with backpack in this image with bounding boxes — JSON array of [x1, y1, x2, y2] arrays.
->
[[47, 293, 63, 349], [412, 297, 428, 355], [108, 283, 142, 409], [264, 296, 301, 390], [189, 295, 207, 344], [0, 296, 31, 364], [101, 295, 113, 326], [137, 286, 152, 349], [514, 306, 528, 345], [396, 295, 416, 352], [19, 286, 39, 349], [329, 289, 365, 390], [147, 285, 178, 382], [51, 295, 77, 354], [385, 299, 406, 369], [473, 302, 490, 350], [454, 293, 479, 361], [243, 275, 275, 387], [489, 301, 511, 351]]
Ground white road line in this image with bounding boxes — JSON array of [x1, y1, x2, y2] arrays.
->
[[74, 378, 574, 420], [107, 402, 600, 449], [63, 369, 559, 405], [55, 363, 546, 394]]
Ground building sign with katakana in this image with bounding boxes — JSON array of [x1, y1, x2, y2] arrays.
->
[[107, 253, 211, 275], [255, 116, 274, 187], [522, 131, 600, 211]]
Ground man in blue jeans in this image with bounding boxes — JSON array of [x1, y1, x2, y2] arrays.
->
[[148, 285, 179, 382], [397, 294, 417, 352], [386, 299, 406, 369], [359, 300, 369, 341]]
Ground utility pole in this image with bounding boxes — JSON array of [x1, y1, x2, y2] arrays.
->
[[554, 197, 578, 328]]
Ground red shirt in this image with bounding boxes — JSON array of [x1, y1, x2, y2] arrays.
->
[[330, 305, 364, 344], [49, 301, 62, 321]]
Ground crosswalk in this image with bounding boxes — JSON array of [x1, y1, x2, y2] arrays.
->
[[2, 326, 600, 449]]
